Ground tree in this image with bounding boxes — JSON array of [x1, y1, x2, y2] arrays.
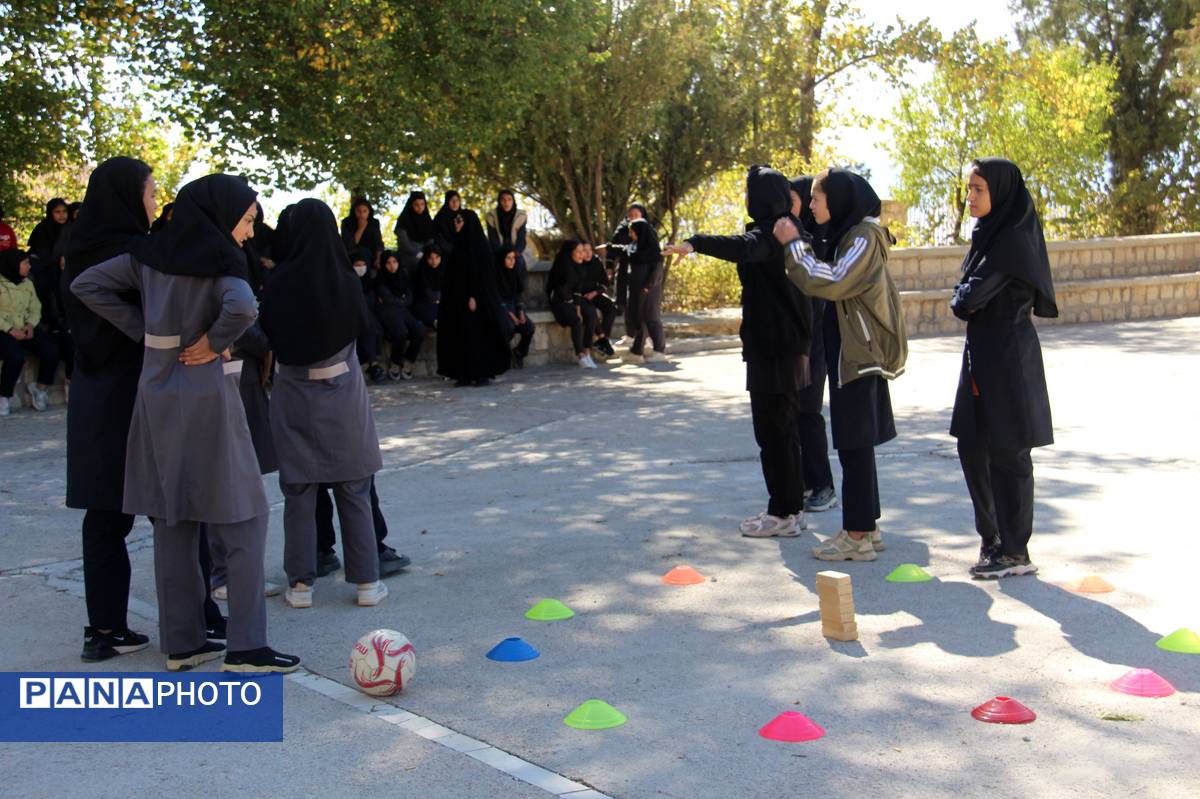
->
[[1015, 0, 1200, 234], [888, 30, 1114, 245]]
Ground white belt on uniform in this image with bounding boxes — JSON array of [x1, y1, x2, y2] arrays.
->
[[144, 333, 181, 349], [307, 362, 350, 381], [223, 360, 244, 376]]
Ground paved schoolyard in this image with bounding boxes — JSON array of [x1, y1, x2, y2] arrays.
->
[[1, 317, 1198, 798]]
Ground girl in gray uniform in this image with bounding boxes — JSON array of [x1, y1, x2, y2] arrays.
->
[[71, 174, 300, 673], [259, 198, 387, 609]]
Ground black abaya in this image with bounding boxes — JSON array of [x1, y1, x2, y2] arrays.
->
[[435, 210, 510, 381]]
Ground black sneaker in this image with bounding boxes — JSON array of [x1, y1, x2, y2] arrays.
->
[[597, 338, 615, 358], [379, 547, 412, 577], [804, 486, 839, 512], [969, 540, 1002, 575], [81, 627, 150, 662], [167, 641, 226, 671], [316, 550, 341, 578], [222, 647, 301, 674], [206, 616, 228, 642], [513, 352, 525, 369], [972, 554, 1038, 580], [367, 365, 386, 383]]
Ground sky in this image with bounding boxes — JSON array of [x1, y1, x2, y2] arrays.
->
[[236, 1, 1022, 223]]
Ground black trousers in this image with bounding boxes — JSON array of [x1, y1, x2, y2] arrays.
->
[[551, 299, 594, 356], [838, 447, 880, 533], [798, 411, 833, 492], [629, 280, 665, 355], [316, 476, 389, 554], [0, 329, 60, 396], [589, 295, 617, 340], [957, 410, 1034, 558], [81, 509, 135, 631], [749, 391, 804, 518], [380, 307, 426, 363], [500, 303, 534, 358]]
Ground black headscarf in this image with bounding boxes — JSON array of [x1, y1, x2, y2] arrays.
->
[[132, 174, 257, 280], [395, 191, 434, 243], [377, 250, 410, 296], [271, 204, 295, 262], [63, 157, 154, 369], [495, 190, 518, 241], [493, 246, 524, 301], [149, 202, 173, 233], [628, 218, 660, 263], [67, 202, 83, 222], [417, 242, 444, 293], [815, 168, 881, 261], [746, 165, 791, 225], [434, 190, 463, 241], [628, 203, 649, 221], [0, 249, 27, 284], [260, 198, 371, 366], [788, 176, 817, 233], [28, 198, 69, 258], [966, 158, 1058, 318]]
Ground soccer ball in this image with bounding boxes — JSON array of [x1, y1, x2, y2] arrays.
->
[[350, 629, 416, 697]]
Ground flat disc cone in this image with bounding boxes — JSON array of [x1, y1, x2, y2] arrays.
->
[[1156, 628, 1200, 654], [564, 700, 627, 730], [885, 563, 933, 583], [486, 637, 540, 662], [758, 711, 825, 742], [662, 565, 706, 585], [1110, 668, 1175, 698], [1063, 575, 1115, 594], [971, 696, 1036, 724], [525, 599, 575, 621]]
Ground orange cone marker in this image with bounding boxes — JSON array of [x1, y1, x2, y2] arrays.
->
[[662, 565, 706, 585], [1063, 576, 1115, 594]]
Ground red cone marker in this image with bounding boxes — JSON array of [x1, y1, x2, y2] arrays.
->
[[758, 711, 825, 742], [971, 696, 1036, 724]]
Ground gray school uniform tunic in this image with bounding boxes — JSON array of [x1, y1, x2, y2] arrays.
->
[[70, 254, 269, 525], [270, 342, 382, 485]]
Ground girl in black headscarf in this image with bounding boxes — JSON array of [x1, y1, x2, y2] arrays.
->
[[393, 191, 434, 273], [494, 246, 534, 368], [773, 168, 907, 562], [375, 250, 426, 379], [789, 176, 837, 513], [623, 217, 667, 362], [666, 165, 813, 537], [436, 208, 511, 385], [950, 158, 1057, 580], [485, 189, 528, 261], [27, 198, 69, 263], [412, 243, 444, 330], [260, 198, 387, 609], [339, 197, 384, 268], [59, 157, 154, 661], [547, 240, 598, 368], [433, 190, 465, 253]]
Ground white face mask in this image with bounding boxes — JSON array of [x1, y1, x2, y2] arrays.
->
[[354, 265, 367, 277]]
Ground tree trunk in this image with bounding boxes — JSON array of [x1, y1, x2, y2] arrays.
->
[[795, 0, 829, 162]]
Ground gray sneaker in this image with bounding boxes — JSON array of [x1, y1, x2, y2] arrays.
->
[[0, 397, 10, 416], [29, 385, 48, 411], [804, 486, 839, 512]]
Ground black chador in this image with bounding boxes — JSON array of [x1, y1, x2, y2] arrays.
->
[[950, 157, 1057, 576]]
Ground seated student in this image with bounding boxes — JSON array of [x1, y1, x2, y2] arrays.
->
[[0, 203, 17, 252], [579, 240, 616, 359], [375, 250, 425, 380], [773, 168, 907, 562], [0, 249, 60, 414], [260, 198, 387, 609], [315, 478, 410, 578], [72, 173, 298, 673], [494, 246, 534, 368], [547, 241, 598, 369], [28, 198, 69, 264], [30, 242, 75, 387], [340, 197, 384, 269], [393, 191, 434, 274], [485, 189, 527, 263], [349, 248, 385, 382], [435, 207, 512, 386], [412, 244, 444, 330]]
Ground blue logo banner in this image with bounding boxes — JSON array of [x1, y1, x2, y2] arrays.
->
[[0, 673, 284, 742]]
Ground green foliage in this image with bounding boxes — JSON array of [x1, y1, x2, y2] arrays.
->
[[1015, 0, 1200, 234], [888, 30, 1114, 245]]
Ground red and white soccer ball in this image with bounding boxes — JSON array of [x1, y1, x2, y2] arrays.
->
[[350, 629, 416, 697]]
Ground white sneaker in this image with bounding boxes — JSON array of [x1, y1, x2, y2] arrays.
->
[[263, 581, 282, 597], [211, 585, 227, 601], [0, 397, 9, 416], [401, 361, 416, 380], [215, 581, 282, 601], [643, 350, 668, 363], [584, 354, 599, 369], [357, 581, 389, 606], [740, 513, 802, 538], [578, 355, 592, 369], [285, 582, 313, 608], [29, 385, 48, 411]]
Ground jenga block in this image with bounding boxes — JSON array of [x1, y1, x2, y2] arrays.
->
[[815, 570, 852, 589], [822, 622, 858, 641], [819, 603, 856, 623], [817, 581, 854, 597]]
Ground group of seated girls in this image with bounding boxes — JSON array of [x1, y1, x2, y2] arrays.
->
[[547, 240, 618, 369]]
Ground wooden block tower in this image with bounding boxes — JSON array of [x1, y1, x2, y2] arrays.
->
[[816, 570, 858, 641]]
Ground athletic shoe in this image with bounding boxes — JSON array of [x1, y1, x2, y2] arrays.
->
[[513, 352, 525, 369], [285, 581, 313, 608], [28, 385, 49, 411], [804, 486, 839, 512], [621, 351, 645, 364], [811, 530, 877, 561], [972, 554, 1038, 580], [222, 647, 301, 674], [643, 349, 668, 363], [379, 547, 411, 577], [211, 584, 227, 601], [401, 362, 415, 380], [0, 397, 9, 416], [81, 627, 150, 662], [206, 617, 227, 642], [357, 581, 389, 606], [597, 338, 615, 358], [968, 540, 1001, 575], [316, 550, 341, 578], [870, 527, 886, 552], [263, 581, 282, 597], [387, 364, 403, 381], [167, 641, 226, 672], [740, 512, 802, 538], [214, 581, 282, 600], [367, 365, 386, 383]]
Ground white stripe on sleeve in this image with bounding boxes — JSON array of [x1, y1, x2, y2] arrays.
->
[[789, 236, 868, 282]]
